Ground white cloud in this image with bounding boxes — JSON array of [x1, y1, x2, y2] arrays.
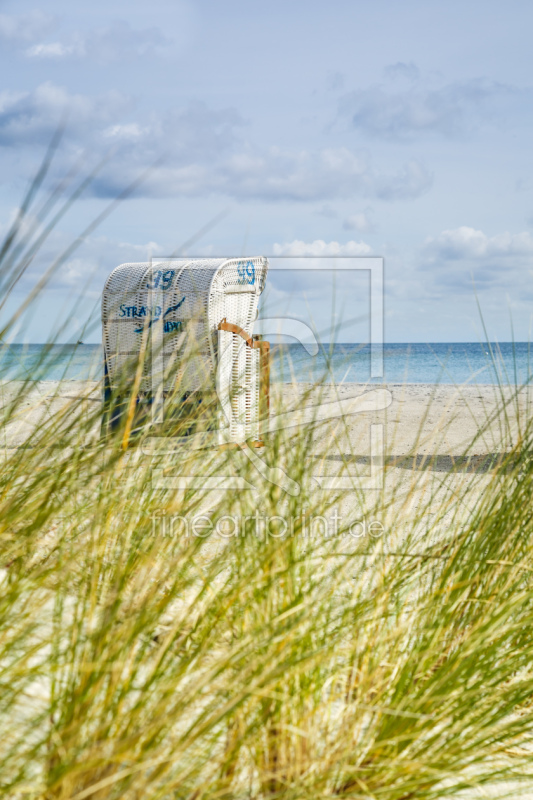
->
[[220, 148, 430, 203], [273, 239, 372, 256], [0, 11, 55, 44], [338, 74, 520, 140], [94, 146, 432, 203], [103, 123, 146, 141], [0, 10, 173, 62], [423, 226, 533, 261], [26, 42, 76, 59], [0, 83, 432, 204], [420, 226, 533, 292], [25, 20, 170, 63], [0, 82, 131, 147]]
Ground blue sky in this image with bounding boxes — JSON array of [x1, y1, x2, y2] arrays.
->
[[1, 0, 533, 342]]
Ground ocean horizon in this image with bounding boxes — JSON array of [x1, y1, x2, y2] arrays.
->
[[0, 342, 531, 386]]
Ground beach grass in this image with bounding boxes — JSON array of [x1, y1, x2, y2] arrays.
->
[[1, 153, 533, 799]]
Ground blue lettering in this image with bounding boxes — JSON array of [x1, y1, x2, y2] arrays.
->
[[164, 320, 183, 333], [132, 298, 185, 334]]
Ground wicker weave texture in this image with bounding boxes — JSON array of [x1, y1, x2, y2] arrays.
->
[[102, 257, 268, 442]]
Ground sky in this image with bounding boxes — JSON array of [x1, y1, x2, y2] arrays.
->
[[1, 0, 533, 343]]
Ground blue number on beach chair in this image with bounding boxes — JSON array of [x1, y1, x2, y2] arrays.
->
[[146, 270, 161, 289], [161, 269, 175, 290], [237, 260, 255, 285], [146, 269, 175, 290], [246, 260, 255, 284]]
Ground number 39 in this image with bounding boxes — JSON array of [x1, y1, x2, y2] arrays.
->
[[237, 260, 255, 285], [146, 269, 175, 290]]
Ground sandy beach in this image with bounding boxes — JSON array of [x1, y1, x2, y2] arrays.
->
[[2, 378, 529, 537], [3, 378, 529, 451]]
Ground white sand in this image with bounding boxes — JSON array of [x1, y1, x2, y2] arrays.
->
[[2, 378, 528, 541]]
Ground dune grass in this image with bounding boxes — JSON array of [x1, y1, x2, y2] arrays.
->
[[1, 154, 533, 799]]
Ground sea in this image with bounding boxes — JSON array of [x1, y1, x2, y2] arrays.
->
[[0, 342, 532, 385]]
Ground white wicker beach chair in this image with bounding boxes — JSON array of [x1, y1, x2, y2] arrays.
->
[[101, 257, 270, 444]]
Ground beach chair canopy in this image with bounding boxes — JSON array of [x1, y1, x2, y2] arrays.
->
[[102, 257, 269, 442]]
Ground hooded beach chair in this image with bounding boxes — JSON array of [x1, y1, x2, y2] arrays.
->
[[101, 257, 270, 445]]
